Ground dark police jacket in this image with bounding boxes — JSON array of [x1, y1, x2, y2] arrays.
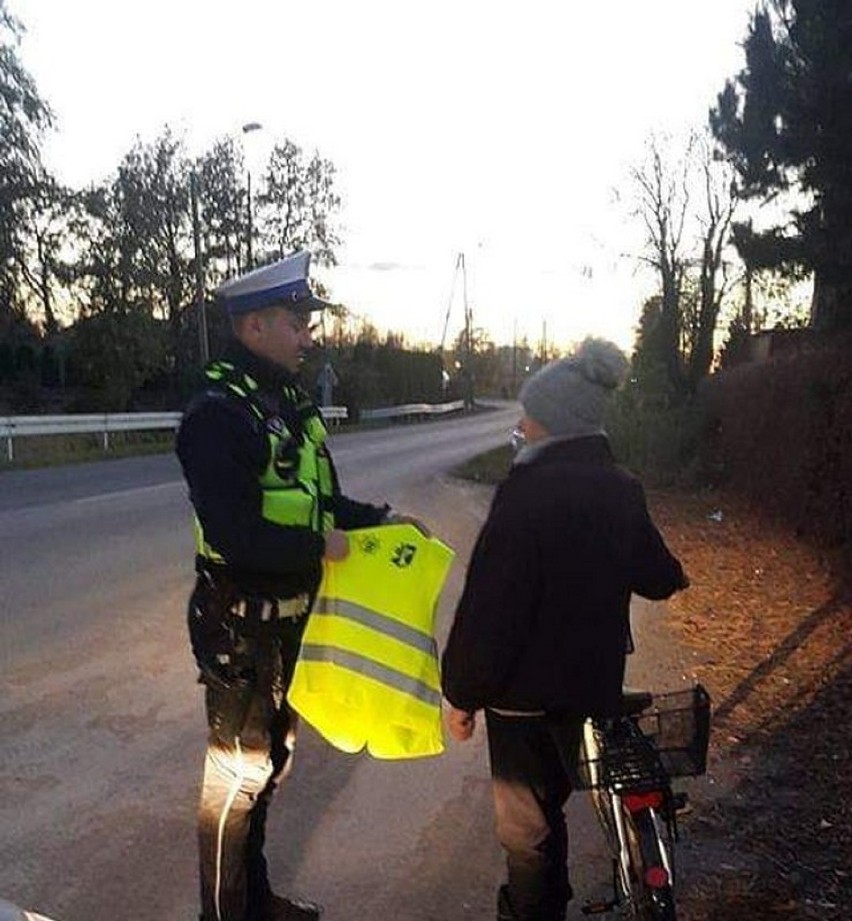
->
[[176, 340, 386, 602], [441, 435, 686, 717]]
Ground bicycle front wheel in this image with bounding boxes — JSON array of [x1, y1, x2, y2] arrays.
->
[[622, 806, 677, 921]]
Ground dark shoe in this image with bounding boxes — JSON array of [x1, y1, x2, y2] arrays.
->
[[264, 893, 323, 921], [497, 884, 515, 921], [497, 882, 574, 920]]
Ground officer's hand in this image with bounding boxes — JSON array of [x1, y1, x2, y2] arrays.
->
[[446, 706, 476, 742], [385, 511, 432, 538], [324, 529, 350, 561]]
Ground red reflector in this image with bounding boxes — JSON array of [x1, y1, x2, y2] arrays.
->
[[623, 791, 664, 812], [645, 866, 670, 889]]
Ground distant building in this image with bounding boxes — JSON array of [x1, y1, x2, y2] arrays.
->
[[747, 328, 814, 363]]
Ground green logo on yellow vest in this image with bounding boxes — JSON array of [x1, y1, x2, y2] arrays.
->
[[359, 534, 381, 555], [391, 543, 417, 568]]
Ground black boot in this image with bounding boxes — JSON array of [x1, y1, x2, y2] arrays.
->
[[497, 884, 516, 921], [264, 893, 323, 921]]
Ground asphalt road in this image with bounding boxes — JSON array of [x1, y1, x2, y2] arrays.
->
[[0, 405, 691, 921]]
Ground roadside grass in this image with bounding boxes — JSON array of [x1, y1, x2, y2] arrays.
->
[[0, 430, 177, 470], [452, 443, 512, 484]]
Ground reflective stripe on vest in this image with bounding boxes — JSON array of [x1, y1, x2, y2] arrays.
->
[[194, 363, 335, 564], [287, 524, 455, 760], [297, 645, 442, 708]]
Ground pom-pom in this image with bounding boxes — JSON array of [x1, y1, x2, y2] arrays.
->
[[573, 337, 629, 390]]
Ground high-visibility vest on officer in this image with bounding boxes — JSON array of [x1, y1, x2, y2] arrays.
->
[[192, 359, 337, 567]]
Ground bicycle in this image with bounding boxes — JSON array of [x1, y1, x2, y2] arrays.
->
[[577, 684, 711, 920]]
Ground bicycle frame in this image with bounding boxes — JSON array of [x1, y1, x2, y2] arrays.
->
[[612, 791, 639, 910], [581, 716, 679, 920]]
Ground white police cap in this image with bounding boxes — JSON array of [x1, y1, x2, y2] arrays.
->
[[216, 251, 331, 316]]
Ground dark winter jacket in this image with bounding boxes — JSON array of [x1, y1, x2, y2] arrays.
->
[[176, 340, 386, 600], [441, 435, 686, 717]]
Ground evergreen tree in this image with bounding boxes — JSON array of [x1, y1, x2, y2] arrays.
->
[[711, 0, 852, 331]]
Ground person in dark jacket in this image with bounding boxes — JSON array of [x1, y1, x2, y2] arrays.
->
[[441, 338, 687, 921], [176, 252, 421, 921]]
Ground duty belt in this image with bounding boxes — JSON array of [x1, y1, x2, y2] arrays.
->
[[230, 594, 311, 623]]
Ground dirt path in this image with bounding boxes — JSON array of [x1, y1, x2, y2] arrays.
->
[[649, 488, 852, 921]]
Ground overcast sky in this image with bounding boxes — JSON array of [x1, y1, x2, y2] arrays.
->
[[8, 0, 754, 351]]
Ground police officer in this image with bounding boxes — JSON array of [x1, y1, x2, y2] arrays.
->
[[176, 252, 413, 921]]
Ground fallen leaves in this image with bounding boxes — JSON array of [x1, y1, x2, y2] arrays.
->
[[648, 487, 852, 920]]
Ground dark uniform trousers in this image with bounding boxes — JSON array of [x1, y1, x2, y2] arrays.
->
[[485, 710, 585, 921], [192, 582, 306, 921]]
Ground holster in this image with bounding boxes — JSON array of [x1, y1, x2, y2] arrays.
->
[[187, 571, 309, 690]]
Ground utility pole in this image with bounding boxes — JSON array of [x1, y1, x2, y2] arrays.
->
[[461, 252, 475, 410], [439, 252, 463, 352], [512, 318, 518, 396], [242, 121, 262, 269], [190, 172, 209, 364], [439, 251, 475, 409], [246, 170, 254, 269]]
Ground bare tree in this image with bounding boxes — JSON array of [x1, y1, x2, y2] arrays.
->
[[258, 140, 341, 266], [688, 137, 739, 386], [196, 136, 246, 284], [632, 132, 695, 393], [18, 170, 70, 335], [631, 131, 739, 393]]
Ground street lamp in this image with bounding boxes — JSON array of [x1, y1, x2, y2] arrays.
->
[[242, 121, 263, 269], [189, 171, 209, 363]]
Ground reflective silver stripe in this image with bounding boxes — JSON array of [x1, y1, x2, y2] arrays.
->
[[312, 597, 436, 656], [489, 707, 547, 717], [298, 643, 441, 707], [214, 736, 246, 921]]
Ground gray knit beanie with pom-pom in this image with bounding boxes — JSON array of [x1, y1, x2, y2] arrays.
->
[[519, 337, 629, 437]]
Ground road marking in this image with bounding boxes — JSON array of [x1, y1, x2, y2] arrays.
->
[[72, 481, 184, 505]]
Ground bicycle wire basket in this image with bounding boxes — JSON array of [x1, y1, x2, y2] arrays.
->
[[576, 684, 711, 792], [637, 684, 711, 779]]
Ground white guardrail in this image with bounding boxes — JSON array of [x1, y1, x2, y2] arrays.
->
[[0, 401, 465, 463], [359, 400, 464, 421]]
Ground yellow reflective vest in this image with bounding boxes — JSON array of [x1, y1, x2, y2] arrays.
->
[[194, 361, 336, 565], [287, 524, 454, 759]]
